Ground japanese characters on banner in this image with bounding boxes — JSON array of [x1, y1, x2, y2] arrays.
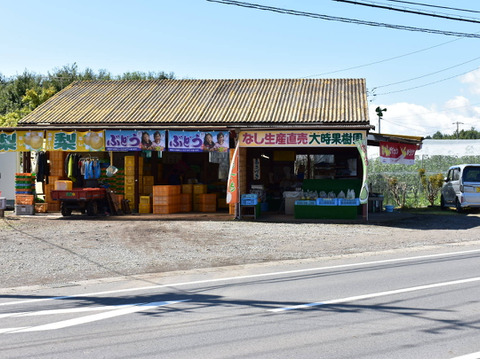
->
[[355, 137, 369, 204], [0, 131, 45, 152], [45, 130, 105, 151], [105, 130, 166, 151], [226, 142, 240, 204], [380, 141, 417, 165], [239, 130, 366, 147], [168, 131, 229, 153]]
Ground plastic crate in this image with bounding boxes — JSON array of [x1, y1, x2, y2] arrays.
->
[[15, 204, 35, 215], [295, 200, 316, 206], [15, 195, 35, 205], [241, 198, 258, 206], [338, 198, 360, 206], [316, 198, 338, 206], [241, 194, 257, 199]]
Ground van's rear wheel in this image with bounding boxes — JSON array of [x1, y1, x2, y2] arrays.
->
[[455, 198, 463, 213], [440, 196, 446, 210]]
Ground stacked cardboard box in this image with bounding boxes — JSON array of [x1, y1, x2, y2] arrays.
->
[[124, 156, 143, 210], [152, 185, 181, 214], [193, 184, 207, 212], [198, 193, 217, 212], [143, 176, 154, 196], [45, 175, 61, 212], [49, 151, 66, 177]]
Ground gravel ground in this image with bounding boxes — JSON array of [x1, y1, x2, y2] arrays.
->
[[1, 209, 480, 289]]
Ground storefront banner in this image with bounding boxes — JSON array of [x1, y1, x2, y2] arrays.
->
[[77, 131, 105, 152], [355, 138, 369, 204], [17, 131, 45, 152], [168, 131, 229, 153], [45, 130, 105, 151], [105, 130, 165, 151], [0, 131, 17, 152], [226, 142, 240, 204], [239, 130, 366, 147], [380, 141, 417, 165], [0, 131, 45, 152]]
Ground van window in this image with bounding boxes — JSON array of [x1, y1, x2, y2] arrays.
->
[[452, 168, 460, 181], [463, 166, 480, 182]]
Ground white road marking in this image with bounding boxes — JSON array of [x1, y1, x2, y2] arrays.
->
[[452, 351, 480, 359], [1, 248, 479, 308], [269, 276, 480, 312], [0, 305, 128, 319], [0, 300, 189, 334]]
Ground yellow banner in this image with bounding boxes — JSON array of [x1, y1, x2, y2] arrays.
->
[[16, 131, 45, 152], [77, 131, 105, 152], [239, 130, 366, 147], [45, 130, 105, 151]]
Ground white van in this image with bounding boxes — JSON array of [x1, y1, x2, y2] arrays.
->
[[441, 164, 480, 212]]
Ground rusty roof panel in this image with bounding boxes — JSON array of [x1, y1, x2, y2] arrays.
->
[[18, 79, 370, 126]]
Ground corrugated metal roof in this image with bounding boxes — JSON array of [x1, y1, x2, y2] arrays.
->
[[18, 79, 370, 127]]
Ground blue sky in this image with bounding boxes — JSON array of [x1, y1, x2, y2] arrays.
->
[[1, 0, 480, 137]]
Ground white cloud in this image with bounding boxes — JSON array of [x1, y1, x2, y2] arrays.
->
[[460, 67, 480, 94], [369, 97, 480, 137]]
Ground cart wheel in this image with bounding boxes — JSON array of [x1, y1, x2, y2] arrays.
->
[[87, 201, 98, 216], [61, 202, 72, 216]]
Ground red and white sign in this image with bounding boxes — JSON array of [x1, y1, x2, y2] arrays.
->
[[380, 141, 417, 165]]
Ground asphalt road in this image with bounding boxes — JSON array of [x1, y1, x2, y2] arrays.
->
[[1, 245, 479, 359]]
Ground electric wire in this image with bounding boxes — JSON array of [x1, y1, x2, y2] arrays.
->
[[372, 55, 480, 90], [207, 0, 480, 38], [373, 66, 480, 96], [333, 0, 480, 23], [303, 36, 463, 77], [385, 0, 480, 15]]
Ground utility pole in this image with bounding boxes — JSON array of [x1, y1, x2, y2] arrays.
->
[[453, 121, 464, 139], [375, 107, 387, 134]]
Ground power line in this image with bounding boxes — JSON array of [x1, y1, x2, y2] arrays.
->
[[372, 55, 480, 90], [334, 0, 480, 24], [385, 0, 480, 15], [207, 0, 480, 38], [303, 36, 463, 77], [373, 66, 480, 96]]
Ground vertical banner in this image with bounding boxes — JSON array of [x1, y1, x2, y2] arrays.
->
[[226, 141, 240, 204], [355, 138, 369, 204]]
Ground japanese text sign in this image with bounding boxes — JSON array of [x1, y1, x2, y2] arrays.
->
[[105, 130, 165, 151], [168, 131, 229, 153], [0, 131, 45, 152], [239, 130, 366, 147], [45, 130, 105, 151]]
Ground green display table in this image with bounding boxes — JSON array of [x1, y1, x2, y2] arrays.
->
[[294, 205, 358, 220]]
